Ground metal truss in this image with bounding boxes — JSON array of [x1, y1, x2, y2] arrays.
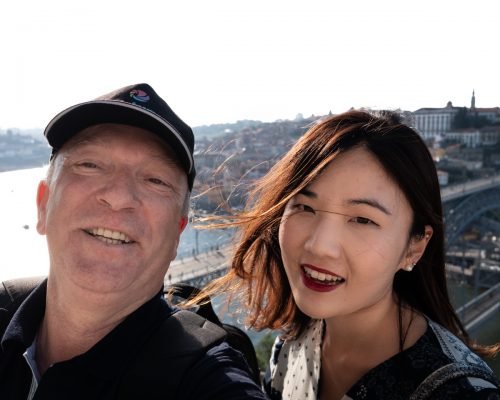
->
[[444, 187, 500, 247]]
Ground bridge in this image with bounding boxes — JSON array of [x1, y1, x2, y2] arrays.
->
[[165, 246, 231, 288], [456, 282, 500, 333], [442, 174, 500, 247], [441, 174, 500, 203]]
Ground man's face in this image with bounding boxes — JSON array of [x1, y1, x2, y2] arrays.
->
[[36, 124, 189, 300]]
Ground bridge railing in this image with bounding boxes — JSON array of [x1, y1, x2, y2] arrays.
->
[[456, 281, 500, 314], [441, 174, 500, 202], [166, 260, 228, 286], [455, 282, 500, 330]]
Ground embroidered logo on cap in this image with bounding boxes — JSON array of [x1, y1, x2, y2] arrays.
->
[[129, 89, 150, 103]]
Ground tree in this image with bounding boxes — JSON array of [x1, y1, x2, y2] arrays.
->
[[255, 331, 278, 371], [453, 107, 469, 129]]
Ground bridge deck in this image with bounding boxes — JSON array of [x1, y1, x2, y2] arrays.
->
[[441, 174, 500, 202], [456, 283, 500, 331], [165, 246, 231, 285]]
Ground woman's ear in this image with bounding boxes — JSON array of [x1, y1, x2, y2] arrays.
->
[[400, 225, 433, 272]]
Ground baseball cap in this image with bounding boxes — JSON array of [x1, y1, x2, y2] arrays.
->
[[44, 83, 196, 189]]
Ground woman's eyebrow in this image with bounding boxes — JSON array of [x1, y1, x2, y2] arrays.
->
[[345, 198, 392, 215], [297, 188, 317, 198], [297, 190, 392, 216]]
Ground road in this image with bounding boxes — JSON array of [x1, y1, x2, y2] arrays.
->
[[165, 245, 232, 285], [441, 174, 500, 202]]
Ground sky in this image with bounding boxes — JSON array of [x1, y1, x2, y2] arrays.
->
[[1, 0, 499, 130]]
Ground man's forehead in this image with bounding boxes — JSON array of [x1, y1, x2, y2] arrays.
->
[[62, 123, 181, 161]]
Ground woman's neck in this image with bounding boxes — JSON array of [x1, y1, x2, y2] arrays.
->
[[323, 293, 401, 362], [319, 296, 427, 400]]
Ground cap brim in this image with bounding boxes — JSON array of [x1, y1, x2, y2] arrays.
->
[[44, 100, 194, 176]]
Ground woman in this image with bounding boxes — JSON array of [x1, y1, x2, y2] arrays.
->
[[196, 110, 499, 399]]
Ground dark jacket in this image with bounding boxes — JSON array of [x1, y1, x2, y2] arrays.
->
[[0, 280, 267, 400]]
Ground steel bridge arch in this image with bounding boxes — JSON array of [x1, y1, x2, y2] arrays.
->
[[445, 187, 500, 247]]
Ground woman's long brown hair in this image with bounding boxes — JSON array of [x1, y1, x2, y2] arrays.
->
[[189, 110, 498, 357]]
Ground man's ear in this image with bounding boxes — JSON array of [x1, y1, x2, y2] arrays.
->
[[169, 217, 188, 263], [400, 225, 433, 272], [178, 216, 188, 233], [36, 180, 49, 235]]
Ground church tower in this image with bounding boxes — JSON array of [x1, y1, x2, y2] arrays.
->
[[471, 89, 476, 110]]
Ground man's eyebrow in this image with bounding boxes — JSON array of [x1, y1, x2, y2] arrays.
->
[[346, 198, 392, 215], [150, 153, 182, 166]]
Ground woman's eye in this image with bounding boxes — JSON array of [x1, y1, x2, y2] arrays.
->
[[293, 204, 315, 213], [351, 216, 376, 226]]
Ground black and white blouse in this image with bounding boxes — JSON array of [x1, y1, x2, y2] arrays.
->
[[264, 318, 499, 399]]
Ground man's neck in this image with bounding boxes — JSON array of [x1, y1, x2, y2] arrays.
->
[[35, 278, 147, 375]]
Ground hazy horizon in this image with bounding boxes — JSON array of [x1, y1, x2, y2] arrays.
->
[[1, 0, 498, 130]]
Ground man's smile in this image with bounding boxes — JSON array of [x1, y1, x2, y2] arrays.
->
[[84, 227, 134, 245]]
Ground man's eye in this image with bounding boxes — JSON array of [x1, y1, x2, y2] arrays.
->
[[148, 177, 167, 186], [77, 162, 98, 169]]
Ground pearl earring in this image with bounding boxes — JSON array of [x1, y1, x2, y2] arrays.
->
[[405, 262, 416, 272]]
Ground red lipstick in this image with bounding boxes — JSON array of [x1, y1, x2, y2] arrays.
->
[[300, 264, 345, 293]]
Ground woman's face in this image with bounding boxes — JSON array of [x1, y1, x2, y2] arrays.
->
[[279, 146, 416, 320]]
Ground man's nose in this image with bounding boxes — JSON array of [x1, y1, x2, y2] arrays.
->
[[303, 215, 342, 259], [97, 170, 141, 210]]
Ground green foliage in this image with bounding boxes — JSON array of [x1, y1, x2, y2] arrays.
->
[[255, 331, 278, 372], [453, 107, 492, 130], [453, 107, 469, 129], [470, 114, 490, 129]]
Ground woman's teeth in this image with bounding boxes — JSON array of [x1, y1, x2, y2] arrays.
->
[[303, 265, 345, 283]]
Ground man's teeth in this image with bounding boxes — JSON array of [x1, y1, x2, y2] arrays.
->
[[303, 266, 344, 283], [90, 228, 132, 244]]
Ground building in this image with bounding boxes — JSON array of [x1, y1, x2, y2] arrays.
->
[[412, 91, 499, 142], [412, 101, 459, 140], [446, 128, 482, 148], [445, 126, 500, 149], [470, 91, 500, 125]]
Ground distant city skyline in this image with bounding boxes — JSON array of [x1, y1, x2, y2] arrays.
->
[[2, 89, 494, 132], [1, 0, 498, 130]]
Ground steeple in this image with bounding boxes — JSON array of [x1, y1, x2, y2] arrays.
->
[[471, 89, 476, 110]]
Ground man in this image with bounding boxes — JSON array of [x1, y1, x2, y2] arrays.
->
[[0, 84, 267, 399]]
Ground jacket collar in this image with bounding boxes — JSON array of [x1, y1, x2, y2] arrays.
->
[[2, 279, 174, 380]]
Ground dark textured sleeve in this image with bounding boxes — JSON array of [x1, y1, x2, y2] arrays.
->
[[179, 342, 269, 400], [428, 377, 500, 400]]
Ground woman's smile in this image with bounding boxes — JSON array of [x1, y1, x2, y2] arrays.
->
[[279, 146, 414, 320], [301, 264, 345, 292]]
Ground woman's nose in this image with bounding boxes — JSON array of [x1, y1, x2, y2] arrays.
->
[[303, 215, 342, 260]]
